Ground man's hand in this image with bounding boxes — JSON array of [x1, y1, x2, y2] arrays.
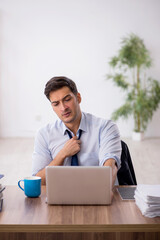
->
[[103, 159, 118, 201], [62, 136, 81, 158], [103, 159, 118, 189], [36, 136, 81, 185]]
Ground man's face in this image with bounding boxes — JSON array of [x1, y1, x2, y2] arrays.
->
[[49, 86, 81, 124]]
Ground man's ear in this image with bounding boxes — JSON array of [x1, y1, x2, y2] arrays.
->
[[77, 93, 81, 104]]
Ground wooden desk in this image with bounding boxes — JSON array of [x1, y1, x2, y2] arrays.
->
[[0, 186, 160, 240]]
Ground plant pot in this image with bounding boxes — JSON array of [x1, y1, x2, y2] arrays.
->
[[132, 131, 144, 141]]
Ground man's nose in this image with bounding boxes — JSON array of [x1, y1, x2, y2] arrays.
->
[[60, 102, 68, 111]]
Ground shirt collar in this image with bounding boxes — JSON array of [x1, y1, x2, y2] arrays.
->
[[61, 112, 87, 136]]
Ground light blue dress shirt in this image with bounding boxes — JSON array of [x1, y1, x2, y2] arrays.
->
[[32, 112, 122, 176]]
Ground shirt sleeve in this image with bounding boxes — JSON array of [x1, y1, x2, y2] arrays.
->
[[32, 127, 52, 176], [99, 120, 122, 169]]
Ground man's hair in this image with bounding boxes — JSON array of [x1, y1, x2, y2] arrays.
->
[[44, 76, 78, 100]]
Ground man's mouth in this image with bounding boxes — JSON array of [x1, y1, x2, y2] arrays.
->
[[62, 112, 71, 117]]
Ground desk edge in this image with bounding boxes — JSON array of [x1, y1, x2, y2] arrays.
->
[[0, 224, 160, 233]]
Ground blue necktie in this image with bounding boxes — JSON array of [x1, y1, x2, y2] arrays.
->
[[66, 129, 82, 166]]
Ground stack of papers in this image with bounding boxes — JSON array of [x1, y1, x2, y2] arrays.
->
[[0, 174, 5, 212], [134, 184, 160, 218]]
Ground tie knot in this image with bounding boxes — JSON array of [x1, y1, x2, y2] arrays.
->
[[66, 129, 82, 140], [65, 129, 82, 166]]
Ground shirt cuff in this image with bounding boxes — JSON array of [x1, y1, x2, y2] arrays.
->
[[99, 154, 121, 170]]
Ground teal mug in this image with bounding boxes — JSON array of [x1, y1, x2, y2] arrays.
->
[[18, 176, 41, 198]]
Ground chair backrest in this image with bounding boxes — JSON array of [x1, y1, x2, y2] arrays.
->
[[117, 141, 137, 185]]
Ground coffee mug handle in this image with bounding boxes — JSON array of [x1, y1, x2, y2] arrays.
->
[[18, 180, 24, 191]]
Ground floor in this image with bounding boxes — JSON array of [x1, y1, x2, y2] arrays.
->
[[0, 137, 160, 185]]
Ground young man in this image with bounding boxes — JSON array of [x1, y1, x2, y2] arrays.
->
[[32, 76, 122, 185]]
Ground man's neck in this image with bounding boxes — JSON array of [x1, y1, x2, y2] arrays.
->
[[65, 112, 82, 136]]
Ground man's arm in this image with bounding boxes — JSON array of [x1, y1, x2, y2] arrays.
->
[[103, 158, 118, 189], [36, 149, 66, 185], [36, 136, 81, 185], [99, 120, 121, 189]]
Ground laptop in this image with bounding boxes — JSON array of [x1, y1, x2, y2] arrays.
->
[[45, 166, 112, 205]]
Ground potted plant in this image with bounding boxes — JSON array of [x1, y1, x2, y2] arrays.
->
[[107, 33, 160, 140]]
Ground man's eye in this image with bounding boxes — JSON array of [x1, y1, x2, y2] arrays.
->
[[52, 102, 59, 107], [65, 97, 71, 102]]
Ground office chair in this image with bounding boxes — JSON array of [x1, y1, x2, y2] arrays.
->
[[117, 141, 137, 185]]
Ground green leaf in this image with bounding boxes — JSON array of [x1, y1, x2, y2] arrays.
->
[[109, 57, 119, 67], [119, 33, 152, 68], [107, 74, 129, 89], [111, 103, 133, 121]]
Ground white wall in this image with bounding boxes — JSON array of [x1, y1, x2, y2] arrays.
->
[[0, 0, 160, 138]]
